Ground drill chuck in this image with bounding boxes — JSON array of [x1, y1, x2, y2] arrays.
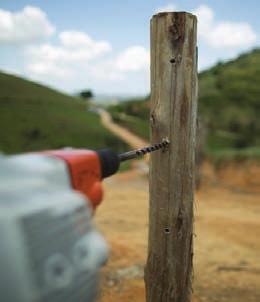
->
[[97, 139, 169, 178], [97, 149, 120, 178]]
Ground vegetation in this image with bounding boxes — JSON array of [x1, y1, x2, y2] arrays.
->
[[79, 89, 94, 100], [199, 48, 260, 151], [0, 71, 127, 154], [108, 48, 260, 160], [108, 97, 150, 140]]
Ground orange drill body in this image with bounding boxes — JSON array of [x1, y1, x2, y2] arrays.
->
[[44, 149, 103, 209], [41, 140, 168, 210]]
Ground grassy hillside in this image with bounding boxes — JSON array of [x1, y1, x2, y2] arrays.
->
[[108, 48, 260, 160], [0, 71, 127, 154], [199, 48, 260, 151]]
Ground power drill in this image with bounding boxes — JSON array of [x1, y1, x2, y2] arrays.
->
[[0, 140, 169, 302]]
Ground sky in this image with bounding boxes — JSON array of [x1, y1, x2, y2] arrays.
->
[[0, 0, 259, 96]]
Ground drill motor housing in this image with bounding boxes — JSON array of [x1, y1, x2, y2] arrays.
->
[[0, 152, 109, 302]]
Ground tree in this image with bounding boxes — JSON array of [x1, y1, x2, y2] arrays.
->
[[79, 90, 94, 100]]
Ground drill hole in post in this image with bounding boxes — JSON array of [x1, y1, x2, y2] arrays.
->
[[170, 58, 176, 63], [164, 228, 170, 234]]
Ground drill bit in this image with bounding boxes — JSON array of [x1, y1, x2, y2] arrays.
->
[[118, 139, 170, 162]]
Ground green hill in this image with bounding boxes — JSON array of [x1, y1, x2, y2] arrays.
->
[[199, 48, 260, 152], [108, 48, 260, 160], [0, 71, 126, 154]]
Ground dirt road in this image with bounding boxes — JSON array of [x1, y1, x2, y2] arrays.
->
[[96, 110, 260, 302], [99, 109, 148, 149], [99, 108, 149, 171]]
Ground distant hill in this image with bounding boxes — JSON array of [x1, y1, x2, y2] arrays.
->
[[108, 48, 260, 160], [0, 71, 126, 154], [199, 48, 260, 152]]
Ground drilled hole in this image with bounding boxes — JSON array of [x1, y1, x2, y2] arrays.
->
[[170, 58, 176, 63], [165, 228, 170, 234]]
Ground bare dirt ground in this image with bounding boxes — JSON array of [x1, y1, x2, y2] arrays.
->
[[97, 111, 260, 302]]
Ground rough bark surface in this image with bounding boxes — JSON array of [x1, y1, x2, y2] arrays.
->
[[145, 12, 198, 302]]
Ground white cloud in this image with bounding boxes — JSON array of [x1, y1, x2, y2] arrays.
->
[[26, 31, 112, 77], [193, 5, 214, 40], [3, 3, 256, 94], [115, 46, 149, 72], [59, 31, 111, 55], [156, 4, 177, 13], [26, 61, 71, 78], [0, 6, 55, 44], [89, 60, 124, 81], [193, 5, 257, 48], [26, 34, 149, 83], [208, 22, 257, 48], [24, 43, 150, 94], [88, 46, 150, 82]]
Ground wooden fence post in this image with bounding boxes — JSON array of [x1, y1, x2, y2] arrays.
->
[[145, 12, 198, 302]]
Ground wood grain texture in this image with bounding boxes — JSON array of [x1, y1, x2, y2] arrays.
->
[[145, 12, 197, 302]]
